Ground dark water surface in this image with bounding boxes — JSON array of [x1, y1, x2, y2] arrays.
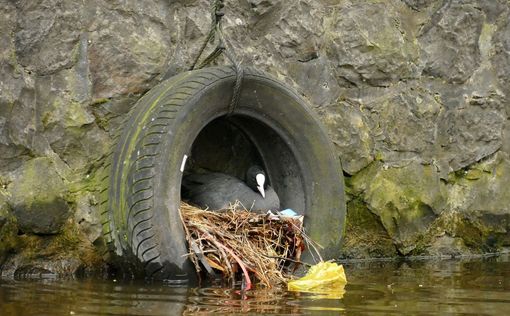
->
[[1, 254, 509, 315]]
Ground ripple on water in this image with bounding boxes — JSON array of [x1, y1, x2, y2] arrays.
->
[[1, 255, 510, 315]]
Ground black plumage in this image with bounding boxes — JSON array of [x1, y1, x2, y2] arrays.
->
[[182, 166, 280, 212]]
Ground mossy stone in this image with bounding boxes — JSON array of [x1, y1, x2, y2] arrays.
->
[[8, 157, 70, 234], [448, 153, 510, 216], [341, 197, 397, 258], [351, 161, 446, 254], [0, 193, 19, 263]]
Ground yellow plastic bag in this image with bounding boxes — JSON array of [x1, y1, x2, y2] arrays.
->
[[288, 262, 347, 298]]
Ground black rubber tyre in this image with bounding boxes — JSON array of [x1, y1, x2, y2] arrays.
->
[[100, 66, 346, 281]]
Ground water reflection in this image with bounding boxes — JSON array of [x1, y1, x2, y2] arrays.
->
[[1, 254, 509, 315]]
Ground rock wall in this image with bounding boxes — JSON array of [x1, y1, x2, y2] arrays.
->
[[1, 0, 509, 274]]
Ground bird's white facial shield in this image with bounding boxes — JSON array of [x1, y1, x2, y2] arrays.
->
[[256, 173, 266, 198]]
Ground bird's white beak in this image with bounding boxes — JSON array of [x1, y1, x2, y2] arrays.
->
[[256, 173, 266, 198], [257, 185, 266, 198]]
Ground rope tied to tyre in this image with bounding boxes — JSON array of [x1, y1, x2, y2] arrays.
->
[[190, 0, 244, 115]]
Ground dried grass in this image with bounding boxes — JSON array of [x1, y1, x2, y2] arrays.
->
[[180, 202, 318, 289]]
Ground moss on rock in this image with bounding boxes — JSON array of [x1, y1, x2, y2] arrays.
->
[[2, 0, 510, 269], [7, 157, 70, 234], [350, 161, 446, 255], [345, 155, 510, 257], [341, 197, 397, 258], [1, 218, 105, 277], [0, 193, 20, 266], [447, 152, 510, 216]]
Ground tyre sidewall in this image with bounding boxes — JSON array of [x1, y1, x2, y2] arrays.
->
[[153, 69, 345, 265]]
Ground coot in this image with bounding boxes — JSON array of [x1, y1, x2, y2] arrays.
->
[[182, 166, 280, 212]]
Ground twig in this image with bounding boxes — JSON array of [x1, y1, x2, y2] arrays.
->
[[202, 231, 252, 291], [261, 254, 313, 267], [180, 201, 310, 287]]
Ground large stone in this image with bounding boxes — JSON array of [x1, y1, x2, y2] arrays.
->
[[492, 13, 510, 101], [87, 0, 172, 99], [0, 192, 8, 229], [8, 157, 70, 234], [341, 197, 398, 258], [419, 1, 483, 83], [35, 68, 112, 170], [248, 1, 323, 62], [363, 83, 442, 166], [232, 0, 329, 95], [0, 222, 104, 277], [324, 1, 420, 87], [247, 0, 281, 16], [317, 100, 374, 175], [14, 0, 84, 75], [351, 161, 447, 254], [401, 0, 440, 11], [0, 192, 19, 264], [0, 2, 35, 168], [0, 1, 16, 62], [426, 234, 474, 258], [287, 56, 341, 107], [448, 152, 510, 217], [475, 0, 509, 23], [74, 192, 101, 243], [432, 85, 505, 173]]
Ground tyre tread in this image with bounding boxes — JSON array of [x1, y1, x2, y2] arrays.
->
[[102, 66, 258, 278]]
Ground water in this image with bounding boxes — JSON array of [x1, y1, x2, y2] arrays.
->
[[1, 254, 509, 315]]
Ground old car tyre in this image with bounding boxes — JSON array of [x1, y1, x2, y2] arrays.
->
[[100, 66, 346, 281]]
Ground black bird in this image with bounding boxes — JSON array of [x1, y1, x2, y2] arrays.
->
[[181, 166, 280, 212]]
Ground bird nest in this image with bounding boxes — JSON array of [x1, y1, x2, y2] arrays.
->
[[179, 202, 321, 289]]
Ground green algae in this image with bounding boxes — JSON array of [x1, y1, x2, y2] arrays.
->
[[341, 197, 397, 258], [350, 161, 445, 249], [0, 200, 19, 265], [10, 219, 104, 275], [344, 154, 510, 257], [7, 157, 70, 235]]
